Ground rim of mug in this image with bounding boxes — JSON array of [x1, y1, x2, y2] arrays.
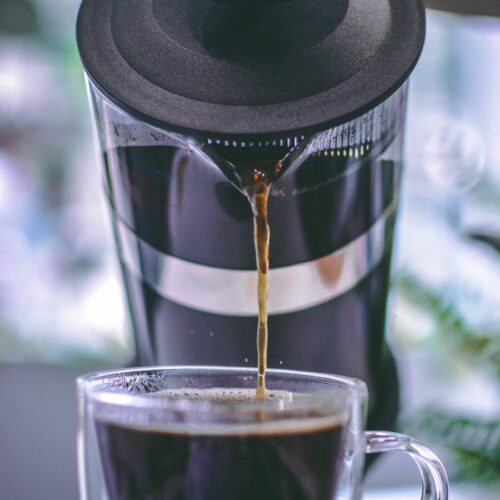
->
[[77, 365, 367, 410]]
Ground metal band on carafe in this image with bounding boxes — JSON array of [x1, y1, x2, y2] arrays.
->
[[98, 86, 405, 316]]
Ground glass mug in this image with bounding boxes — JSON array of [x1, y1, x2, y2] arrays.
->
[[77, 367, 448, 500]]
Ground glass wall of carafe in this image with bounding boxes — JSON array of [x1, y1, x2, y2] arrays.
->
[[87, 79, 408, 432]]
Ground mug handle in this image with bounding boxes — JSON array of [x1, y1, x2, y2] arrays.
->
[[365, 431, 449, 500]]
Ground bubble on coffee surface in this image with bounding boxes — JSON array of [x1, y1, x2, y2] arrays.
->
[[150, 387, 293, 402]]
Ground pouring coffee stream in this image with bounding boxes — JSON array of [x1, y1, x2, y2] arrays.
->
[[246, 181, 271, 398], [201, 139, 309, 397]]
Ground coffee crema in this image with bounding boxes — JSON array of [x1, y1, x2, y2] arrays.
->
[[150, 387, 291, 402]]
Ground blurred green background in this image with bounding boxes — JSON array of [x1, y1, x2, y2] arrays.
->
[[0, 0, 498, 493], [0, 0, 129, 365]]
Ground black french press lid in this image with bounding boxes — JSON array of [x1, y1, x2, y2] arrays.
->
[[77, 0, 425, 137]]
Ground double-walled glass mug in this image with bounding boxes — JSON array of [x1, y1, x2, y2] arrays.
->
[[78, 367, 448, 500]]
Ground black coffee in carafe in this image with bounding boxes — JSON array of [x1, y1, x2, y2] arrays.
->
[[77, 0, 425, 431]]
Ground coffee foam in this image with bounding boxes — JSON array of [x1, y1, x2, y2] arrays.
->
[[150, 387, 293, 402]]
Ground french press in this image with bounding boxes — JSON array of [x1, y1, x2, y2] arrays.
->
[[77, 0, 425, 432]]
